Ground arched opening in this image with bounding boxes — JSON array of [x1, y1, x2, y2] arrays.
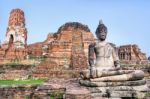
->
[[9, 34, 14, 44]]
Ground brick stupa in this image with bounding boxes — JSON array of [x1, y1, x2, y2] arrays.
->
[[0, 8, 28, 60], [32, 22, 95, 79]]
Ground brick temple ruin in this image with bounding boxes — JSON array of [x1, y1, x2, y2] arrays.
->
[[0, 8, 27, 60], [32, 22, 95, 79], [118, 44, 149, 65], [0, 8, 149, 79]]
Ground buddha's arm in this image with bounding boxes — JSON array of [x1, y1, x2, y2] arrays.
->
[[112, 48, 120, 68], [88, 43, 96, 78], [88, 43, 95, 68]]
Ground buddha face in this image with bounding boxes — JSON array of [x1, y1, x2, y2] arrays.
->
[[96, 30, 107, 41]]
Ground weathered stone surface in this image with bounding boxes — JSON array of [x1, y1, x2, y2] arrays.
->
[[37, 83, 65, 90], [110, 91, 136, 98], [110, 91, 146, 98], [90, 70, 144, 82], [88, 86, 128, 93], [64, 79, 91, 99], [103, 97, 122, 99], [0, 80, 66, 99], [27, 42, 43, 56], [132, 84, 150, 92], [80, 79, 146, 87], [65, 88, 91, 99], [81, 70, 134, 79], [90, 93, 106, 99], [88, 85, 149, 92], [0, 64, 32, 80], [0, 79, 149, 99], [87, 85, 149, 98]]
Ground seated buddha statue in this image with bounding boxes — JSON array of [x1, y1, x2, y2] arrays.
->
[[80, 20, 145, 82], [79, 20, 148, 98]]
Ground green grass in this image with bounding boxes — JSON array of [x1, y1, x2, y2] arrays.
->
[[145, 92, 150, 97], [0, 79, 45, 86], [49, 91, 64, 99]]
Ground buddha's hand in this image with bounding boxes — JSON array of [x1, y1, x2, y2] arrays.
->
[[114, 60, 120, 70], [115, 65, 120, 70], [90, 66, 96, 78], [80, 70, 90, 79]]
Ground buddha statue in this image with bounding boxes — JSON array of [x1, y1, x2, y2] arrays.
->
[[88, 20, 120, 78], [79, 20, 148, 98]]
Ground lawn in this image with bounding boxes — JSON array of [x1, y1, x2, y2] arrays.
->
[[0, 79, 45, 86]]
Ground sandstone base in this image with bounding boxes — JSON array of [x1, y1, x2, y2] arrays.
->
[[80, 79, 149, 99], [65, 89, 91, 99]]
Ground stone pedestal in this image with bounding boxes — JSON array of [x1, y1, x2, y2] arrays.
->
[[80, 70, 149, 99], [86, 85, 148, 98], [65, 88, 91, 99]]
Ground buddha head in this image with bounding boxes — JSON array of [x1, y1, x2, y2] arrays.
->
[[95, 20, 107, 41]]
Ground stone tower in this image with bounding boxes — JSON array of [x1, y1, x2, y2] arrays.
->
[[4, 8, 27, 48]]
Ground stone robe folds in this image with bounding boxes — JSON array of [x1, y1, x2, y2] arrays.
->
[[89, 41, 119, 71]]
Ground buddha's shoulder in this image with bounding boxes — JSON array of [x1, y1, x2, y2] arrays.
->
[[107, 42, 116, 47], [89, 42, 96, 48], [107, 42, 117, 49]]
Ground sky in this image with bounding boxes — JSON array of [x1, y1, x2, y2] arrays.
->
[[0, 0, 150, 57]]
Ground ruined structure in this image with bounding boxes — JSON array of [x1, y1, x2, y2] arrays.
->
[[4, 8, 27, 47], [0, 8, 27, 60], [27, 42, 43, 57], [33, 22, 95, 79], [0, 8, 149, 81], [48, 22, 94, 69], [118, 44, 148, 64]]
